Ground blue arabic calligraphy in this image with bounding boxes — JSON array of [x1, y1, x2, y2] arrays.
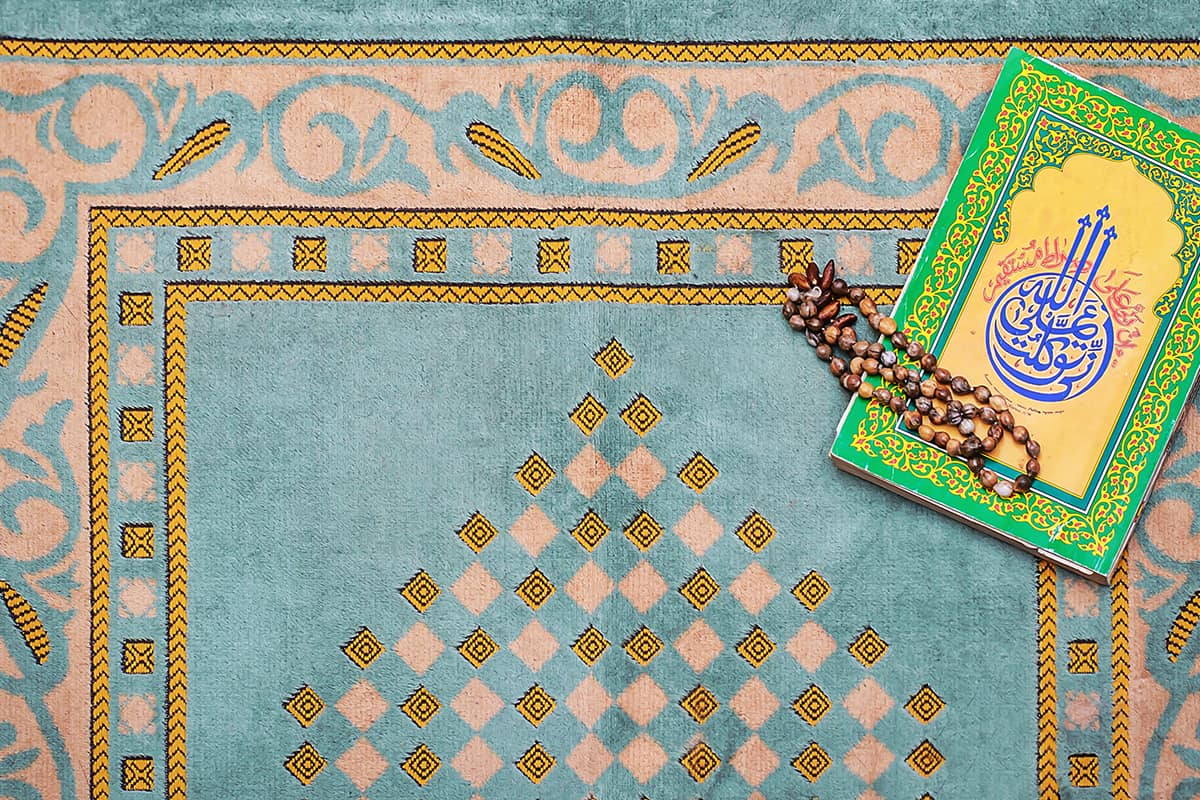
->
[[985, 206, 1117, 402]]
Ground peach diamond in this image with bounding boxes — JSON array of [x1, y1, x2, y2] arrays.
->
[[510, 504, 558, 557], [452, 736, 503, 788], [619, 733, 668, 784], [730, 676, 781, 730], [566, 560, 613, 614], [674, 503, 723, 556], [567, 733, 613, 784], [451, 677, 505, 731], [336, 737, 388, 791], [729, 562, 781, 615], [731, 735, 780, 787], [616, 445, 666, 499], [619, 561, 668, 613], [451, 562, 503, 616], [336, 680, 389, 731], [566, 674, 612, 728], [675, 618, 723, 673], [786, 620, 837, 672], [510, 620, 559, 672], [565, 443, 611, 498], [843, 734, 894, 783], [618, 674, 668, 726], [394, 622, 444, 674], [843, 676, 894, 730]]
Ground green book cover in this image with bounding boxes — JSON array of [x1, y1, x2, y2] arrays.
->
[[830, 47, 1200, 582]]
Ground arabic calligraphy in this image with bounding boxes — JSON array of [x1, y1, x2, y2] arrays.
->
[[985, 206, 1117, 402]]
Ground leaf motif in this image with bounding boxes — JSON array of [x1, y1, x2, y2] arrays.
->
[[361, 110, 390, 168], [1173, 743, 1200, 772], [0, 449, 47, 482], [837, 107, 867, 169]]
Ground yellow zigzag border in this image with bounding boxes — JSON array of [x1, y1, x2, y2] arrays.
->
[[0, 579, 50, 663], [8, 38, 1200, 62], [1037, 560, 1058, 800]]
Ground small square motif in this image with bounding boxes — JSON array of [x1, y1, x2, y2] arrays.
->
[[121, 524, 155, 559], [119, 408, 154, 442], [1068, 640, 1099, 674], [176, 236, 211, 272], [121, 756, 155, 791], [1068, 753, 1100, 787], [293, 237, 327, 272], [414, 238, 447, 273], [779, 239, 814, 274], [122, 640, 155, 674], [118, 293, 154, 326], [656, 240, 690, 274], [538, 238, 571, 273], [897, 238, 924, 274]]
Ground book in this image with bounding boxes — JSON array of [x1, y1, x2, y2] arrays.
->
[[830, 47, 1200, 582]]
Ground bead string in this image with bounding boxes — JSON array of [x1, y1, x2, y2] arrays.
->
[[784, 259, 1041, 498]]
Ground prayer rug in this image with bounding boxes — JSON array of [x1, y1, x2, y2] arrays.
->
[[1, 27, 1199, 800]]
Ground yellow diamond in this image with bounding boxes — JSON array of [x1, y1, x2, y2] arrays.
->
[[792, 742, 831, 782], [792, 684, 831, 725], [284, 741, 327, 785], [680, 685, 719, 724], [905, 685, 945, 724], [515, 684, 556, 727], [283, 685, 324, 727], [515, 568, 556, 610], [400, 685, 441, 727], [572, 626, 609, 665], [848, 627, 889, 668], [792, 570, 831, 611], [400, 570, 440, 612], [571, 509, 610, 551], [458, 511, 498, 552], [620, 394, 662, 436], [594, 338, 633, 379], [680, 741, 720, 783], [906, 740, 945, 777], [516, 451, 555, 495], [624, 626, 664, 666], [679, 568, 720, 610], [623, 510, 664, 551], [401, 743, 441, 786], [515, 741, 556, 783], [678, 453, 718, 493], [342, 627, 384, 669], [458, 628, 499, 668], [736, 626, 776, 668], [569, 394, 608, 436], [735, 512, 776, 552]]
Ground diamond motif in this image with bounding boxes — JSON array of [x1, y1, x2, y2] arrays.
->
[[516, 742, 556, 783], [844, 676, 894, 729], [458, 511, 498, 552], [566, 674, 612, 728], [680, 741, 720, 783], [624, 626, 664, 665], [735, 511, 776, 552], [401, 743, 441, 786], [510, 620, 560, 671], [516, 568, 556, 610], [618, 674, 668, 726], [451, 561, 503, 615], [594, 338, 634, 379], [400, 570, 440, 612], [336, 737, 388, 791], [283, 685, 324, 727], [848, 627, 889, 668], [620, 733, 668, 784], [284, 742, 326, 785], [570, 394, 608, 435], [675, 619, 723, 672], [515, 684, 556, 726], [678, 453, 719, 493], [792, 742, 832, 783], [394, 622, 444, 674], [619, 560, 667, 613], [737, 626, 776, 668], [342, 627, 384, 669], [571, 509, 610, 550], [400, 685, 441, 727], [675, 503, 723, 556], [793, 684, 832, 725], [730, 676, 780, 729], [337, 680, 389, 731], [680, 685, 719, 723], [458, 628, 499, 668], [452, 677, 505, 731], [565, 443, 612, 498], [620, 394, 662, 436], [792, 570, 832, 611], [617, 444, 666, 498], [905, 685, 945, 724], [731, 735, 780, 787], [566, 561, 613, 614], [787, 621, 838, 672], [730, 562, 781, 615], [680, 568, 720, 610], [906, 740, 945, 777], [510, 504, 558, 557], [452, 736, 503, 788], [843, 734, 894, 784], [624, 510, 664, 550], [567, 733, 613, 784], [572, 626, 610, 665], [515, 451, 555, 495]]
